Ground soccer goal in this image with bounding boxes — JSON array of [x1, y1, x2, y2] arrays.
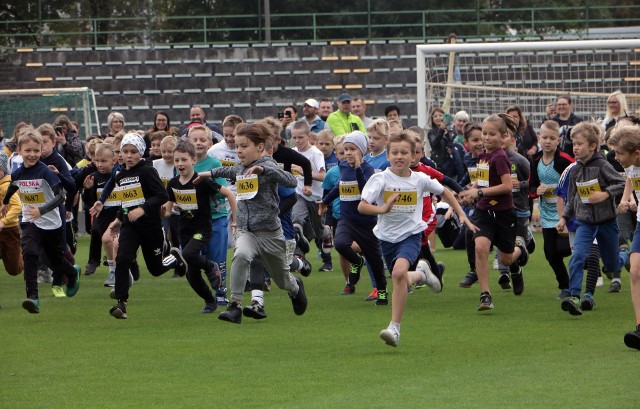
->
[[0, 87, 99, 140], [416, 39, 640, 129]]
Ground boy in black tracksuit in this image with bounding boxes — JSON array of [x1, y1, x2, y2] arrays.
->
[[165, 141, 236, 313], [108, 134, 174, 319]]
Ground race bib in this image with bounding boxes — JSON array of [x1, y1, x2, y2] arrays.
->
[[339, 181, 361, 201], [468, 166, 478, 184], [384, 189, 418, 213], [98, 186, 121, 207], [477, 163, 489, 187], [19, 191, 45, 205], [173, 188, 198, 211], [627, 169, 640, 203], [236, 174, 259, 201], [511, 173, 520, 192], [542, 184, 558, 204], [576, 179, 601, 204], [120, 182, 145, 208], [220, 159, 237, 167]]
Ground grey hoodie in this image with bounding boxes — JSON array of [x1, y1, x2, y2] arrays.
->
[[209, 156, 297, 232], [562, 151, 625, 224]]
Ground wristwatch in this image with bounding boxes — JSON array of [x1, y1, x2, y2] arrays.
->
[[477, 189, 484, 197]]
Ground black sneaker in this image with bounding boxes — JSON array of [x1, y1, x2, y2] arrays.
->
[[608, 281, 622, 293], [515, 236, 529, 266], [289, 276, 308, 315], [435, 262, 445, 289], [498, 272, 512, 290], [296, 255, 312, 277], [293, 223, 310, 254], [110, 301, 128, 319], [201, 302, 218, 314], [205, 261, 221, 289], [218, 301, 242, 324], [459, 271, 478, 288], [319, 262, 333, 272], [477, 291, 494, 311], [375, 289, 388, 306], [85, 262, 99, 275], [561, 296, 583, 316], [348, 255, 365, 286], [511, 267, 524, 296], [170, 247, 188, 277], [624, 324, 640, 350], [341, 284, 356, 295], [526, 234, 536, 254], [243, 300, 267, 320]]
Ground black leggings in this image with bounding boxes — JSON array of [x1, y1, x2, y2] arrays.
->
[[542, 228, 571, 290], [181, 233, 215, 304]]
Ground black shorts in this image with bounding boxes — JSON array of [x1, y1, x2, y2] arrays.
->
[[472, 208, 516, 254]]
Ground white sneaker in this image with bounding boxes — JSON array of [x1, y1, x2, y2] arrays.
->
[[416, 259, 442, 293], [596, 276, 604, 288], [492, 258, 499, 270], [379, 324, 400, 347]]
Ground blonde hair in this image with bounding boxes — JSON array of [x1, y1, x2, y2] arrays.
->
[[187, 125, 212, 141], [541, 120, 560, 135], [222, 115, 243, 129], [387, 130, 416, 152], [36, 123, 56, 142], [333, 135, 345, 146], [367, 118, 390, 138], [571, 122, 602, 148], [604, 90, 629, 124], [85, 138, 104, 156], [316, 129, 335, 144], [258, 117, 283, 138], [607, 124, 640, 153], [95, 143, 115, 157], [17, 125, 43, 148], [160, 135, 178, 149]]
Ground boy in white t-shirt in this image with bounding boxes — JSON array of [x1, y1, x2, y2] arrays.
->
[[207, 115, 242, 248], [359, 131, 477, 347], [290, 121, 332, 271], [153, 135, 179, 249]]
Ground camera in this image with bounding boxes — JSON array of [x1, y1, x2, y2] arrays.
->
[[277, 112, 284, 119], [55, 126, 63, 134]]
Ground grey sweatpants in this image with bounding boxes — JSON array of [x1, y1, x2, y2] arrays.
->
[[230, 229, 299, 303]]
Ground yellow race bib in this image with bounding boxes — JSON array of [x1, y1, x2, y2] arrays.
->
[[173, 188, 198, 211], [120, 183, 145, 207], [384, 189, 418, 213], [576, 179, 601, 204], [236, 174, 259, 201], [339, 181, 361, 201], [19, 191, 45, 205]]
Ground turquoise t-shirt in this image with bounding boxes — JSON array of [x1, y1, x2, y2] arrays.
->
[[364, 150, 390, 172], [195, 156, 228, 219], [537, 159, 561, 228], [322, 165, 341, 220]]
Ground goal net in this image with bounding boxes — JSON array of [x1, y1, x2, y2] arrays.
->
[[0, 87, 99, 140], [416, 40, 640, 129]]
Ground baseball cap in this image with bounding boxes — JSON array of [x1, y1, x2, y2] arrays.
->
[[303, 98, 319, 108], [338, 93, 352, 103]]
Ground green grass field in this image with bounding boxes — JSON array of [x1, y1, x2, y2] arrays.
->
[[0, 233, 639, 408]]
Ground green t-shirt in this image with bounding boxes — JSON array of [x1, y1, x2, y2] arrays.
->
[[194, 156, 228, 219]]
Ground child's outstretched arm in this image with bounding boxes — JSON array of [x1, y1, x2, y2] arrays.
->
[[358, 193, 398, 216], [440, 188, 479, 233]]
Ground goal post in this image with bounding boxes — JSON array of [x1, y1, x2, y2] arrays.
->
[[416, 39, 640, 129], [0, 87, 99, 140]]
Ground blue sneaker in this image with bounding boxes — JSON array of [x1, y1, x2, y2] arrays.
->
[[22, 298, 40, 314], [580, 293, 595, 311], [65, 265, 81, 297]]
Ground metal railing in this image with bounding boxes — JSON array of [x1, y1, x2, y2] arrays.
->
[[1, 5, 639, 49]]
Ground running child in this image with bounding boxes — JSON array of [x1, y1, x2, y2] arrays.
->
[[153, 135, 179, 250], [0, 126, 80, 313], [107, 133, 177, 319], [319, 131, 388, 305], [197, 123, 307, 324], [556, 122, 629, 316], [605, 124, 640, 347], [359, 130, 476, 347], [0, 150, 23, 277], [165, 141, 236, 313], [529, 121, 574, 297], [188, 125, 230, 301], [458, 114, 529, 311]]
